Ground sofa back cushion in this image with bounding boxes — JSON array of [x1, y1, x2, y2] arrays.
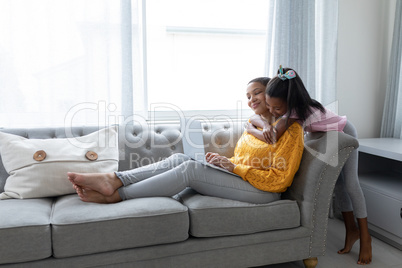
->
[[0, 121, 245, 193], [117, 121, 244, 171]]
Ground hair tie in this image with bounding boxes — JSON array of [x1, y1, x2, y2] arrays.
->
[[278, 65, 296, 81]]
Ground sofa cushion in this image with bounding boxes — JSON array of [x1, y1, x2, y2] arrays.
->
[[178, 189, 300, 237], [0, 198, 53, 264], [51, 194, 189, 258], [0, 127, 118, 199]]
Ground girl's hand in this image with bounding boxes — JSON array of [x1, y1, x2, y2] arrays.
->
[[262, 125, 277, 144], [245, 122, 270, 144]]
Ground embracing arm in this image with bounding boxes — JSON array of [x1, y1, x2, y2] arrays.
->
[[251, 115, 296, 144], [248, 114, 296, 144], [247, 115, 277, 144], [272, 118, 297, 143], [249, 114, 269, 129], [245, 122, 267, 143]]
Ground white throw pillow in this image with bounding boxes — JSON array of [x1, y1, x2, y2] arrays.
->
[[0, 127, 119, 199]]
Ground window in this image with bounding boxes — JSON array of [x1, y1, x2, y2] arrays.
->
[[0, 0, 125, 127], [143, 0, 269, 120], [0, 0, 269, 128]]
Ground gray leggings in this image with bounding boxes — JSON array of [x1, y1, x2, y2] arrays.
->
[[115, 153, 280, 204], [334, 121, 367, 218]]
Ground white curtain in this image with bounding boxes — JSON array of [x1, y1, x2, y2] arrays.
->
[[381, 0, 402, 139], [264, 0, 338, 107], [0, 0, 142, 128]]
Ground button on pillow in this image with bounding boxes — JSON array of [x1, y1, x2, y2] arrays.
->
[[33, 150, 47, 161]]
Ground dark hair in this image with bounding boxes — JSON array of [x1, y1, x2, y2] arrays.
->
[[266, 67, 325, 122], [248, 77, 271, 87]]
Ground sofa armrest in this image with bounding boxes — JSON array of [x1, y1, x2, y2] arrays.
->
[[283, 131, 359, 257]]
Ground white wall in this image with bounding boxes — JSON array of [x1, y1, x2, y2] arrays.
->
[[337, 0, 396, 138]]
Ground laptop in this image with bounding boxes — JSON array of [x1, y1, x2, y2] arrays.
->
[[181, 119, 240, 177]]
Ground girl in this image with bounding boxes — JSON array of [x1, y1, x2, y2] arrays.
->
[[67, 78, 304, 206], [248, 66, 372, 265]]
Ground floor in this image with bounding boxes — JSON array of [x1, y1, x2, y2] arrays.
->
[[257, 218, 402, 268]]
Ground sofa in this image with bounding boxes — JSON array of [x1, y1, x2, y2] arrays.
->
[[0, 120, 358, 268]]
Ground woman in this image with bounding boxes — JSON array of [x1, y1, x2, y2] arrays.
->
[[68, 78, 304, 204]]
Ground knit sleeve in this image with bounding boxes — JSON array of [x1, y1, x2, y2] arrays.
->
[[232, 123, 304, 193]]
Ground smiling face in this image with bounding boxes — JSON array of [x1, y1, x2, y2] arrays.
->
[[266, 96, 288, 119], [246, 82, 270, 116]]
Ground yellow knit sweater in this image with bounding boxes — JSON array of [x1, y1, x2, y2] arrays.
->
[[230, 122, 304, 193]]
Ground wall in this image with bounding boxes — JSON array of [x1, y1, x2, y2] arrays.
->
[[337, 0, 396, 138]]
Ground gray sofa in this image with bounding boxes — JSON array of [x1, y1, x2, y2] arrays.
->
[[0, 121, 358, 268]]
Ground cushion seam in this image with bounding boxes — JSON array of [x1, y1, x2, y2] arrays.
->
[[185, 201, 297, 210], [51, 210, 188, 225]]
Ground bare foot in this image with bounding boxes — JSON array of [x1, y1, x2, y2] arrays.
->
[[67, 172, 122, 196], [357, 218, 372, 265], [357, 236, 372, 265], [73, 184, 122, 203], [338, 228, 360, 254]]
